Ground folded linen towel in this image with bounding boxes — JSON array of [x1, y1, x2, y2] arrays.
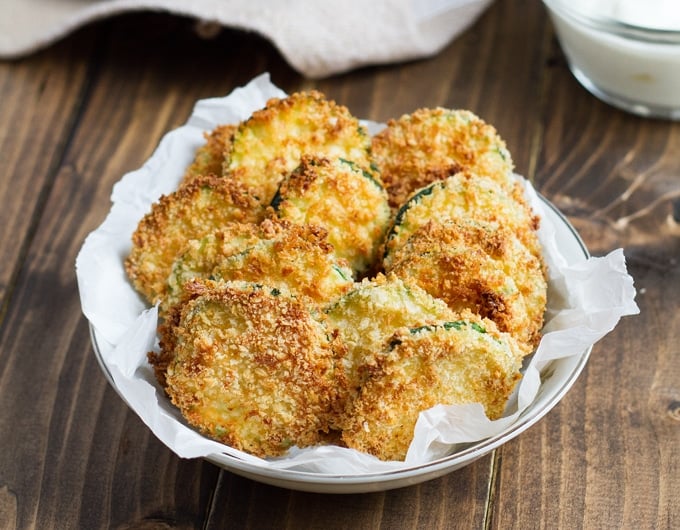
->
[[0, 0, 493, 78]]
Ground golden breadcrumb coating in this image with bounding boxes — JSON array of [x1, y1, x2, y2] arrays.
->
[[325, 273, 457, 391], [272, 155, 391, 276], [164, 221, 264, 311], [382, 171, 541, 270], [211, 219, 354, 307], [387, 219, 547, 351], [340, 311, 524, 461], [224, 91, 372, 204], [125, 175, 264, 305], [371, 108, 515, 209], [159, 279, 349, 457], [127, 99, 552, 461], [182, 124, 235, 184]]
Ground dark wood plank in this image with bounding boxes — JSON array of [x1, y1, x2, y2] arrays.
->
[[206, 456, 494, 529], [0, 13, 301, 528], [491, 297, 677, 529], [2, 0, 675, 527], [487, 27, 679, 530], [0, 34, 93, 308]]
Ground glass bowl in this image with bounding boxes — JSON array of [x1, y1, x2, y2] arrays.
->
[[543, 0, 680, 120]]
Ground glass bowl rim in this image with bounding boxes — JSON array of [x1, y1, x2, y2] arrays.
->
[[543, 0, 680, 44]]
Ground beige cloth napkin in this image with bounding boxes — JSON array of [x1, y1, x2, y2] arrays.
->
[[0, 0, 493, 78]]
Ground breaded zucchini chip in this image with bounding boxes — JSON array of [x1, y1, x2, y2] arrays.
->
[[161, 279, 349, 457], [125, 175, 264, 304], [340, 312, 524, 461], [125, 175, 264, 305], [182, 124, 235, 184], [164, 222, 264, 311], [387, 219, 547, 351], [371, 108, 514, 209], [211, 220, 354, 306], [325, 274, 456, 390], [382, 171, 541, 270], [224, 91, 372, 204], [272, 155, 391, 276]]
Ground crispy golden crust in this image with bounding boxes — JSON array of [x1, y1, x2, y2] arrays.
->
[[211, 219, 354, 307], [182, 124, 235, 184], [159, 279, 349, 457], [125, 175, 264, 305], [224, 91, 372, 204], [325, 274, 457, 391], [383, 171, 541, 270], [272, 155, 391, 276], [387, 219, 547, 351], [340, 311, 524, 461], [371, 108, 515, 209], [130, 100, 551, 460], [164, 222, 264, 312]]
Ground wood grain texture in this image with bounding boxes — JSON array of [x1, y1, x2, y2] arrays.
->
[[0, 0, 677, 528], [495, 24, 680, 530], [0, 36, 94, 310], [205, 456, 494, 529]]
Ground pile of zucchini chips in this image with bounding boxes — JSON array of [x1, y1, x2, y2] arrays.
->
[[125, 91, 547, 461]]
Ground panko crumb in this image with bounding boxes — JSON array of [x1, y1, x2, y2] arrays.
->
[[325, 273, 457, 391], [371, 108, 515, 209], [125, 175, 264, 304], [272, 155, 391, 276], [181, 124, 236, 184], [210, 219, 355, 307], [383, 171, 542, 270], [387, 218, 547, 352], [224, 91, 372, 205], [158, 279, 350, 457], [126, 95, 549, 462], [340, 311, 524, 461]]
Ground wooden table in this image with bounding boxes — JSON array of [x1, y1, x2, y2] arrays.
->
[[1, 1, 677, 528]]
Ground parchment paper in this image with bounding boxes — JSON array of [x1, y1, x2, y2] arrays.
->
[[75, 73, 639, 473]]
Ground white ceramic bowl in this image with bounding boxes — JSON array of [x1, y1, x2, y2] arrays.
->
[[543, 0, 680, 119], [91, 195, 592, 494], [79, 77, 641, 494]]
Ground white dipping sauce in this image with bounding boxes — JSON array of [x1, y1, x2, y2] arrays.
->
[[544, 0, 680, 117], [571, 0, 680, 31]]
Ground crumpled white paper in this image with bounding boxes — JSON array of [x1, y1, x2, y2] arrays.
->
[[76, 73, 640, 473]]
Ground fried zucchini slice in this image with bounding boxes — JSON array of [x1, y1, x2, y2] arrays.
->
[[325, 273, 457, 390], [371, 107, 515, 209], [340, 312, 524, 461], [164, 222, 264, 311], [382, 171, 541, 270], [224, 91, 372, 204], [271, 155, 391, 276], [161, 279, 349, 457], [210, 220, 354, 307], [125, 176, 264, 305], [387, 219, 547, 351], [182, 124, 235, 184]]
